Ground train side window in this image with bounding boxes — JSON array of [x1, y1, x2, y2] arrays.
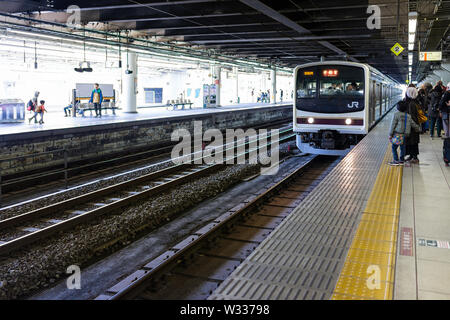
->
[[297, 79, 316, 98]]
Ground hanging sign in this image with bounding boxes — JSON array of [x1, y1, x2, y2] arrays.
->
[[419, 51, 442, 61], [391, 43, 404, 56]]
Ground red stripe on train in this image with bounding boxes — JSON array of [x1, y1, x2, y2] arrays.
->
[[297, 118, 364, 126]]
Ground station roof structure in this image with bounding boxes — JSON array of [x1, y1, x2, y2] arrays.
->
[[1, 0, 448, 83]]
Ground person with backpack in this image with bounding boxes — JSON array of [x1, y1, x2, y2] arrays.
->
[[89, 83, 103, 118], [428, 83, 444, 138], [28, 100, 47, 124], [26, 91, 39, 120], [389, 100, 421, 166]]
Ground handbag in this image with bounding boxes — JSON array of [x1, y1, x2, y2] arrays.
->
[[391, 113, 408, 146], [391, 134, 404, 145], [417, 107, 428, 124]]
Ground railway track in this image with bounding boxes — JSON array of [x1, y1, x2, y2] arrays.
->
[[0, 127, 294, 257], [0, 119, 291, 206], [95, 155, 340, 300]]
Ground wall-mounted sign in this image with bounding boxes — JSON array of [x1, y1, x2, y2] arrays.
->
[[419, 51, 442, 61]]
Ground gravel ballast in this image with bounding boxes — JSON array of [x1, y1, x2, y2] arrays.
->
[[0, 163, 260, 299]]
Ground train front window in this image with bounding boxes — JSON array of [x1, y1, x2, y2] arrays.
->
[[296, 79, 316, 98], [296, 65, 365, 113], [320, 80, 364, 96]]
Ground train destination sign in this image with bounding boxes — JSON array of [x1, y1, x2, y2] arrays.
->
[[419, 51, 442, 61]]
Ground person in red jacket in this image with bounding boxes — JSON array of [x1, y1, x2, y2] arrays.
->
[[29, 100, 47, 124]]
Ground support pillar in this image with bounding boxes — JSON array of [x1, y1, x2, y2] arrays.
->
[[271, 67, 277, 104], [121, 51, 138, 113], [213, 65, 221, 107], [234, 66, 239, 104]]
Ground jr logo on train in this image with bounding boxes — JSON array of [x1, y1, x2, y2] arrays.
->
[[293, 61, 403, 156]]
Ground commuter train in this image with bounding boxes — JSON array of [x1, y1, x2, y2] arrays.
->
[[294, 61, 403, 155]]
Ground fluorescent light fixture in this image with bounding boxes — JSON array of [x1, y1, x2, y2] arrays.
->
[[409, 66, 412, 72], [408, 53, 413, 65], [408, 12, 418, 33], [408, 12, 418, 51]]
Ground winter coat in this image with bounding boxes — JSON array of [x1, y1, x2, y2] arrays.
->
[[389, 111, 420, 137], [428, 88, 443, 118], [405, 97, 420, 145], [439, 90, 450, 115], [89, 88, 103, 104]]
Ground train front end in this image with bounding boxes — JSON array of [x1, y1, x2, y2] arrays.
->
[[294, 62, 369, 156]]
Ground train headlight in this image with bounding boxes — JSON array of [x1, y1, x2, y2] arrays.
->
[[307, 117, 314, 124], [345, 118, 352, 125]]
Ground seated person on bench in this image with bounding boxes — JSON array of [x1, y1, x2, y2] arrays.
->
[[64, 102, 80, 117]]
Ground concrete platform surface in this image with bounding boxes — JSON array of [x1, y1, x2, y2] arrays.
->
[[0, 102, 291, 136], [395, 135, 450, 300]]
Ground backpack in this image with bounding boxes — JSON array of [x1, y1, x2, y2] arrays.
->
[[27, 100, 34, 111], [430, 91, 441, 113], [396, 100, 408, 112]]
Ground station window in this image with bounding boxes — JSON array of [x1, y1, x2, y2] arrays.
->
[[296, 79, 316, 98]]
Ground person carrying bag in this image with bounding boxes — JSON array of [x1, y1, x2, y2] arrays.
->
[[389, 101, 421, 166]]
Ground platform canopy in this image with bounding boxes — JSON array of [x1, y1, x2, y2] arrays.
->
[[0, 0, 448, 83]]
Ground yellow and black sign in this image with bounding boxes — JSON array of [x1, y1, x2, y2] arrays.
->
[[391, 43, 404, 56]]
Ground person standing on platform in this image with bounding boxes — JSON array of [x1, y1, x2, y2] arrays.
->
[[89, 83, 103, 118], [280, 89, 284, 102], [440, 83, 450, 166], [389, 100, 420, 166], [429, 83, 444, 138], [404, 87, 421, 164], [27, 91, 39, 119], [418, 83, 432, 134], [29, 100, 46, 124], [439, 82, 450, 138]]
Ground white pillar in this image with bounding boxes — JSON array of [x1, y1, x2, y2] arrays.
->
[[234, 66, 239, 104], [121, 51, 138, 113], [213, 65, 221, 107], [271, 67, 277, 104]]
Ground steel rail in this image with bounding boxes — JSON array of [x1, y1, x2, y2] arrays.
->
[[103, 153, 317, 300], [0, 131, 294, 256]]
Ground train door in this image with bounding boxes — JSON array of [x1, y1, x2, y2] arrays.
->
[[370, 80, 376, 125], [378, 84, 382, 118]]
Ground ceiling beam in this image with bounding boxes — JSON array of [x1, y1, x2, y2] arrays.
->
[[107, 12, 257, 23], [188, 34, 371, 44], [239, 0, 358, 62]]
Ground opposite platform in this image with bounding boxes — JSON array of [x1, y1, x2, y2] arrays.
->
[[0, 102, 291, 137]]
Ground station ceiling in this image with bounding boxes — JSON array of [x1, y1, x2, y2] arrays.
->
[[1, 0, 449, 83]]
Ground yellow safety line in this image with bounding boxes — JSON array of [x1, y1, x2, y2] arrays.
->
[[331, 146, 403, 300]]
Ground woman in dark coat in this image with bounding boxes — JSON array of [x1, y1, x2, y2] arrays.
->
[[405, 87, 421, 163]]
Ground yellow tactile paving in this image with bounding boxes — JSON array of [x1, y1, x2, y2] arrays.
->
[[332, 147, 402, 300], [333, 275, 394, 300], [354, 227, 397, 242], [345, 248, 394, 267], [339, 261, 395, 282]]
